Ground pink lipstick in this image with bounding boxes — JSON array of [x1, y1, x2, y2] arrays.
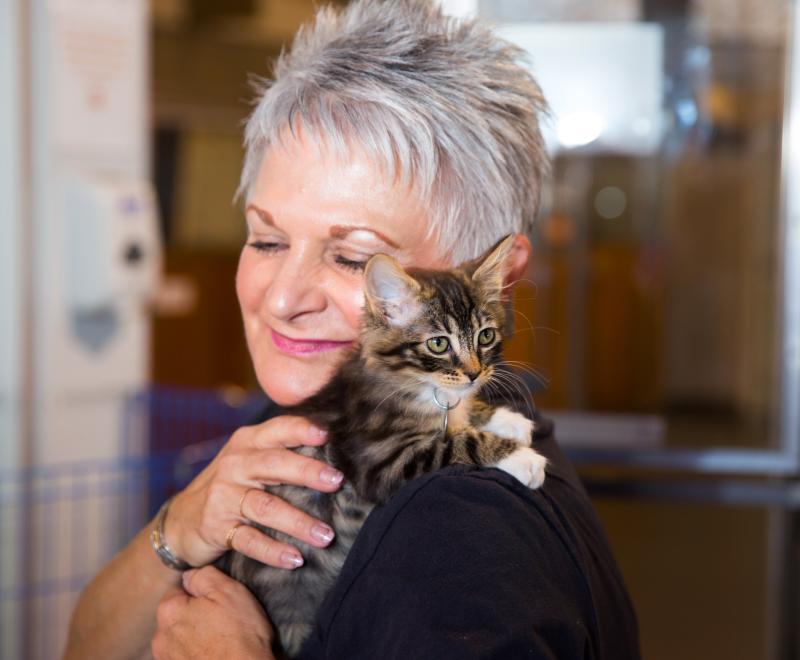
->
[[271, 329, 353, 356]]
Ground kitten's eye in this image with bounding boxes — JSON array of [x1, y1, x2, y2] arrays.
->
[[478, 328, 496, 346], [426, 337, 450, 354]]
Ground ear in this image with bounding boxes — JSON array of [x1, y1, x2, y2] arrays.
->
[[364, 254, 422, 325], [503, 234, 532, 290], [460, 234, 513, 294]]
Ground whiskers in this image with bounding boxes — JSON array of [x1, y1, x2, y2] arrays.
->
[[484, 362, 548, 422], [501, 360, 550, 390], [502, 277, 539, 300], [508, 307, 559, 340]]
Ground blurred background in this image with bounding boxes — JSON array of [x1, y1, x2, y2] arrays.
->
[[2, 0, 799, 657]]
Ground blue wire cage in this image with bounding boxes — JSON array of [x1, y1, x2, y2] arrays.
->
[[0, 386, 265, 660]]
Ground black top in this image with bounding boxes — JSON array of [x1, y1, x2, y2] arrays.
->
[[251, 398, 640, 659]]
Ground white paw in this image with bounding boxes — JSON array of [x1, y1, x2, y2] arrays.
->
[[494, 447, 547, 490], [482, 407, 534, 446]]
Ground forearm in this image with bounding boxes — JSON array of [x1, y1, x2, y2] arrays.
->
[[63, 417, 339, 659], [64, 518, 181, 660]]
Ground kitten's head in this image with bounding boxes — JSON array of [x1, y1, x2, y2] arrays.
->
[[361, 235, 515, 400]]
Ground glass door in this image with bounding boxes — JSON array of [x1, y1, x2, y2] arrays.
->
[[489, 0, 800, 473]]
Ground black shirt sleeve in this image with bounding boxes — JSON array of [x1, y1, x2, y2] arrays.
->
[[299, 458, 639, 660], [250, 393, 640, 660]]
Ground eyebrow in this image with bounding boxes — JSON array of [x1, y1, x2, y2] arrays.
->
[[247, 204, 400, 248], [329, 225, 399, 248], [245, 204, 276, 226]]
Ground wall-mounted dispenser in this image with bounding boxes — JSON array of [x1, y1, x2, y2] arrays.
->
[[64, 177, 161, 351], [65, 177, 161, 312]]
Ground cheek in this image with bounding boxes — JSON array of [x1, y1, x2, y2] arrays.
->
[[236, 250, 268, 313], [336, 281, 367, 332]]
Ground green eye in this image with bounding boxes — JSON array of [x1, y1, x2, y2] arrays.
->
[[478, 328, 496, 346], [426, 336, 450, 354]]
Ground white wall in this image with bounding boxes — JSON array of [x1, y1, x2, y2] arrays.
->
[[33, 0, 151, 465], [0, 2, 23, 659], [0, 0, 21, 470], [1, 1, 155, 656]]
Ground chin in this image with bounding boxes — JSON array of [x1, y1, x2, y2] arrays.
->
[[259, 373, 321, 406], [256, 358, 341, 407]]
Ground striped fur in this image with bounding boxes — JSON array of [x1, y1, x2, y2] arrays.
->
[[221, 237, 546, 657]]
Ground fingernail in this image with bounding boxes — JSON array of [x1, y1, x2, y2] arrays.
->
[[320, 467, 344, 485], [311, 523, 335, 545], [181, 569, 197, 589], [311, 426, 328, 439], [281, 551, 304, 569]]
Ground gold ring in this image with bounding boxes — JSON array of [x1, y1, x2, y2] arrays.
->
[[238, 488, 259, 520], [226, 522, 246, 550]]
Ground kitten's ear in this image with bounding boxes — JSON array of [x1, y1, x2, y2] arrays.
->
[[364, 254, 422, 325], [463, 234, 516, 295]]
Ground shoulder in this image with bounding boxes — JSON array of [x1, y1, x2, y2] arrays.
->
[[304, 458, 639, 659], [350, 463, 586, 576], [347, 465, 596, 607], [340, 461, 598, 594]]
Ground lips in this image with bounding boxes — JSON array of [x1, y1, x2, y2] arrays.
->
[[270, 328, 354, 355]]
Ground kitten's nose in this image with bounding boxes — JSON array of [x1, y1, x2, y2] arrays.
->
[[465, 370, 480, 382]]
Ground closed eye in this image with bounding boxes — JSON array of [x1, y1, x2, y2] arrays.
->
[[248, 242, 367, 274], [334, 255, 367, 272], [248, 241, 284, 254]]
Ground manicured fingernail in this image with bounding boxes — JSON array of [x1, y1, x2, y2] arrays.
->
[[281, 551, 304, 569], [320, 467, 344, 485], [311, 426, 328, 439], [311, 523, 335, 545]]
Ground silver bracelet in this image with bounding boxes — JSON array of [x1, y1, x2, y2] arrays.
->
[[151, 496, 192, 571]]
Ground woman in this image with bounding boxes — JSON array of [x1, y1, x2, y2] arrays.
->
[[65, 1, 639, 658]]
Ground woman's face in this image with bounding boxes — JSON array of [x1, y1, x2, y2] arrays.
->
[[237, 134, 450, 405]]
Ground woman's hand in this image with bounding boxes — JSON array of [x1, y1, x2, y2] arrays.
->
[[164, 415, 343, 569], [152, 566, 275, 660]]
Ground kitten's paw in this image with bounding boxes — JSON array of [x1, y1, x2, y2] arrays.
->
[[494, 447, 547, 490], [482, 408, 534, 446]]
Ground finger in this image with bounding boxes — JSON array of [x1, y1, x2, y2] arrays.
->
[[228, 523, 306, 570], [156, 588, 190, 628], [240, 488, 335, 548], [253, 449, 343, 492], [182, 565, 230, 598], [250, 415, 328, 450], [180, 567, 201, 597], [151, 631, 167, 660]]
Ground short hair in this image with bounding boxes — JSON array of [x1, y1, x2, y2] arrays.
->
[[239, 0, 549, 263]]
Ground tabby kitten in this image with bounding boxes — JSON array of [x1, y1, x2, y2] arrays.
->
[[221, 235, 547, 657]]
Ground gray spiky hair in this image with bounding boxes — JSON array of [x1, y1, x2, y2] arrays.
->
[[239, 0, 549, 263]]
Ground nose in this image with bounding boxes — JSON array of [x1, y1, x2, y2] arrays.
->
[[265, 247, 327, 322], [462, 354, 482, 382]]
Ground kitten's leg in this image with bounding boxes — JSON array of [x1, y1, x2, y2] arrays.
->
[[360, 428, 545, 503], [494, 446, 547, 490], [480, 406, 534, 447], [448, 429, 546, 489], [468, 397, 496, 428]]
